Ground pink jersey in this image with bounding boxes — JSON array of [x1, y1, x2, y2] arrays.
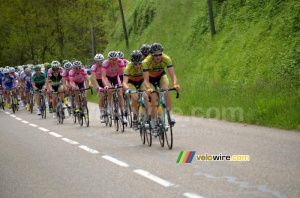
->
[[118, 59, 129, 75], [102, 59, 125, 77], [47, 67, 64, 77], [61, 69, 70, 81], [69, 68, 88, 83], [91, 64, 102, 80]]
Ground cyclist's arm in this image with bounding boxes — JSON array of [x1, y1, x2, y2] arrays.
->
[[122, 75, 129, 90], [167, 67, 178, 87], [91, 72, 98, 88], [45, 78, 52, 91], [142, 71, 150, 90], [101, 69, 109, 87], [84, 75, 92, 87]]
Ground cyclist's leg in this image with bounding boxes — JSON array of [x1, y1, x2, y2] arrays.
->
[[159, 75, 175, 124]]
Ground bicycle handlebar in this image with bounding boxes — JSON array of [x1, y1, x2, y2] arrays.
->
[[151, 88, 180, 98]]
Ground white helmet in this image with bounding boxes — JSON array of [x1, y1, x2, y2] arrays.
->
[[3, 69, 9, 74], [73, 60, 82, 67], [51, 60, 61, 69], [94, 54, 104, 61], [9, 67, 15, 73]]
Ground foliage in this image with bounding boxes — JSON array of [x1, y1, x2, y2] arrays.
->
[[0, 0, 109, 65]]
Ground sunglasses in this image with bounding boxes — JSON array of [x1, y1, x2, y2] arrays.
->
[[133, 62, 142, 65], [97, 61, 103, 64], [152, 53, 162, 57], [75, 67, 81, 70], [110, 58, 118, 62], [35, 70, 41, 71]]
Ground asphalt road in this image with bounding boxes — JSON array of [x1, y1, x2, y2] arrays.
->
[[0, 102, 299, 198]]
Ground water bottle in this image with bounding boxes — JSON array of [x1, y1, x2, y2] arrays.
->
[[157, 105, 162, 120]]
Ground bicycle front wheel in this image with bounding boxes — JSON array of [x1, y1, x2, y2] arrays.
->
[[30, 93, 34, 114], [142, 105, 151, 146], [165, 110, 173, 149], [83, 102, 89, 127], [41, 96, 46, 119], [113, 102, 119, 131]]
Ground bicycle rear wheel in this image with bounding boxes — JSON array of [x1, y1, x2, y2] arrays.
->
[[165, 110, 173, 149], [125, 98, 132, 128], [158, 124, 165, 147]]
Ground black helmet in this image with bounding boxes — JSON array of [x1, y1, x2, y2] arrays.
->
[[130, 50, 143, 64], [140, 44, 151, 55], [150, 43, 163, 53]]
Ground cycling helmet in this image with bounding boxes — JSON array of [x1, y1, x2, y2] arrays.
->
[[130, 50, 143, 64], [63, 61, 73, 70], [107, 51, 118, 59], [140, 44, 151, 55], [44, 62, 49, 67], [45, 63, 52, 69], [9, 67, 15, 73], [34, 65, 41, 71], [62, 60, 69, 65], [150, 43, 163, 53], [73, 60, 82, 68], [51, 60, 60, 70], [3, 69, 9, 74], [117, 51, 124, 59], [0, 68, 3, 73], [94, 54, 104, 61], [25, 68, 31, 74]]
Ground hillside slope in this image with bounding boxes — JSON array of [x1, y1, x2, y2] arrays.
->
[[103, 0, 300, 130]]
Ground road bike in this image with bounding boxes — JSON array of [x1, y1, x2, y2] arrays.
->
[[150, 88, 179, 149], [52, 91, 66, 124], [36, 89, 47, 119], [131, 89, 151, 146], [73, 87, 93, 127], [110, 85, 126, 132], [99, 89, 112, 127], [0, 88, 5, 110]]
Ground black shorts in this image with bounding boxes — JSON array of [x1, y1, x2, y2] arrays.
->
[[149, 70, 166, 88], [107, 76, 119, 86], [128, 79, 143, 90], [97, 79, 104, 88], [75, 81, 85, 89], [36, 83, 44, 90]]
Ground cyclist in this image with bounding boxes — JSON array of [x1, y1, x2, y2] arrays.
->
[[142, 43, 180, 135], [61, 61, 73, 107], [102, 51, 127, 123], [123, 50, 146, 130], [91, 53, 106, 122], [140, 44, 151, 60], [21, 68, 33, 111], [46, 61, 65, 118], [18, 66, 28, 107], [69, 60, 93, 113], [31, 65, 47, 115], [2, 68, 17, 108]]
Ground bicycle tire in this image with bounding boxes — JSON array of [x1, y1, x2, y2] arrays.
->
[[41, 96, 46, 119], [11, 96, 16, 113], [158, 126, 165, 147], [30, 93, 34, 114], [142, 105, 151, 146], [79, 112, 83, 126], [83, 102, 89, 127], [165, 109, 173, 149], [114, 102, 119, 131], [138, 105, 145, 144], [125, 98, 132, 128], [119, 101, 125, 132]]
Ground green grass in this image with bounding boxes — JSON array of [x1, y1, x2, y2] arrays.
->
[[100, 0, 300, 131]]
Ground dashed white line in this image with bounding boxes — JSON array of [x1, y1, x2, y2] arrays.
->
[[15, 117, 22, 120], [5, 111, 10, 114], [38, 127, 49, 132], [29, 124, 38, 127], [133, 169, 174, 187], [183, 192, 205, 198], [49, 132, 63, 138], [10, 115, 16, 117], [79, 145, 100, 154], [62, 138, 79, 145], [102, 155, 129, 167], [21, 120, 29, 124]]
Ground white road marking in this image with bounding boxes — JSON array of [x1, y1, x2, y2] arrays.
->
[[49, 132, 63, 138], [102, 155, 129, 167], [38, 127, 49, 132], [21, 120, 29, 124], [15, 117, 22, 120], [5, 111, 10, 114], [79, 145, 100, 154], [10, 115, 16, 117], [183, 192, 205, 198], [29, 124, 38, 127], [133, 169, 174, 187], [62, 138, 79, 145]]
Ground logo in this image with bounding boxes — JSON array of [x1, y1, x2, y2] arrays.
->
[[176, 151, 196, 163]]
